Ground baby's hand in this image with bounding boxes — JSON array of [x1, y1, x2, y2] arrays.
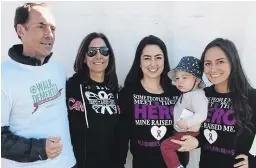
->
[[176, 119, 188, 130]]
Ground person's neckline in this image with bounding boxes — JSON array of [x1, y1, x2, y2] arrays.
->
[[140, 81, 164, 95], [8, 44, 52, 66], [211, 85, 229, 95], [90, 78, 105, 85]]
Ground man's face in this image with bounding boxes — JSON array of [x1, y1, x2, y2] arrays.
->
[[17, 6, 56, 58]]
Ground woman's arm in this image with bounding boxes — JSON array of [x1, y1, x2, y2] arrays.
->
[[171, 122, 209, 151], [234, 89, 256, 168], [117, 88, 133, 168], [170, 135, 199, 152]]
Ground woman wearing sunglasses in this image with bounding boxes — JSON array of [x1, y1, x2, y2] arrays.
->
[[118, 35, 188, 168], [66, 32, 119, 168]]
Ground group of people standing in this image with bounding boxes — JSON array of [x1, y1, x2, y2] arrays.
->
[[2, 2, 256, 168]]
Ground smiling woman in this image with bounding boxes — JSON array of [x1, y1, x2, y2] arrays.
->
[[203, 47, 231, 92], [85, 39, 110, 78], [198, 38, 256, 168], [140, 45, 165, 82], [118, 35, 188, 168], [66, 32, 120, 168]]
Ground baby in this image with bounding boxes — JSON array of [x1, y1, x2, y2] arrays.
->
[[160, 56, 208, 168]]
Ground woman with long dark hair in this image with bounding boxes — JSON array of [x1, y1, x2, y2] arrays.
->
[[171, 38, 256, 168], [118, 35, 188, 168], [66, 32, 119, 168]]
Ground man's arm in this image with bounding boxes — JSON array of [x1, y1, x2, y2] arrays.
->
[[1, 126, 48, 162], [1, 87, 48, 162]]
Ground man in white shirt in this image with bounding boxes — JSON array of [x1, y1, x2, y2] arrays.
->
[[1, 3, 76, 168]]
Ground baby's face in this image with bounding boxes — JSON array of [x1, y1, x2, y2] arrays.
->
[[175, 71, 198, 92]]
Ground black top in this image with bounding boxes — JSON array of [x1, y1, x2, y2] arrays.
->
[[66, 70, 119, 168], [198, 85, 256, 168], [8, 44, 52, 66], [118, 82, 185, 168]]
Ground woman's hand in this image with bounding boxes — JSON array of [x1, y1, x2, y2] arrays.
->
[[171, 135, 199, 152], [176, 119, 188, 130], [233, 154, 248, 168]]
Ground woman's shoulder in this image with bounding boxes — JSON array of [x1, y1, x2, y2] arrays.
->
[[248, 87, 256, 108], [203, 85, 214, 92], [66, 75, 78, 87], [66, 72, 84, 90], [248, 87, 256, 98], [203, 85, 219, 97], [119, 85, 136, 96]]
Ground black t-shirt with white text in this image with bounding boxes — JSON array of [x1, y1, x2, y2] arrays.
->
[[118, 83, 182, 168], [67, 74, 119, 168], [199, 85, 256, 168]]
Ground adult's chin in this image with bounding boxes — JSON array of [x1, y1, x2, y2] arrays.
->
[[208, 77, 224, 85], [39, 49, 52, 57], [147, 73, 162, 79]]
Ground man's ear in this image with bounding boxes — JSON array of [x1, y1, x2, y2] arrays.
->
[[16, 24, 26, 38]]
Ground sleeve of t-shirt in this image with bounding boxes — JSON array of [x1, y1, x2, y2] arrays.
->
[[248, 89, 256, 167], [1, 81, 47, 162], [184, 91, 208, 128], [1, 82, 12, 128], [117, 87, 133, 168], [235, 89, 256, 167], [248, 135, 256, 167], [66, 80, 74, 142]]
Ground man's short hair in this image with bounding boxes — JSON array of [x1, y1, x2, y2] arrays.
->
[[14, 3, 48, 39]]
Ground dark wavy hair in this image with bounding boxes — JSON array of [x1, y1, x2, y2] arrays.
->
[[124, 35, 173, 92], [201, 38, 253, 136], [74, 32, 118, 93]]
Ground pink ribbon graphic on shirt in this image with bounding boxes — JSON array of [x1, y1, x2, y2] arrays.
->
[[157, 130, 161, 137], [209, 133, 213, 141], [32, 88, 63, 114]]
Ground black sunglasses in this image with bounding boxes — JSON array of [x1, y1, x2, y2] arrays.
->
[[87, 47, 109, 57]]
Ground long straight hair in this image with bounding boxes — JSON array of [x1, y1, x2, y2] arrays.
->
[[201, 38, 253, 136], [73, 32, 118, 93], [124, 35, 173, 92]]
